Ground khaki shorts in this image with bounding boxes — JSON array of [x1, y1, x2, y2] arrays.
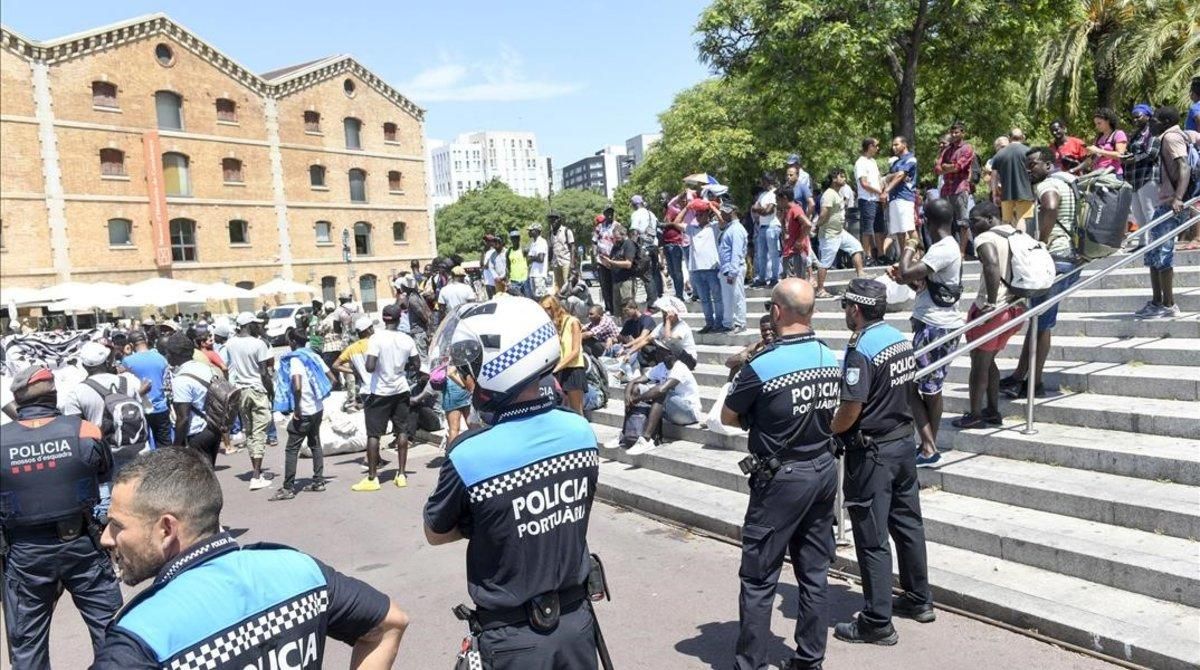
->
[[1001, 200, 1035, 233]]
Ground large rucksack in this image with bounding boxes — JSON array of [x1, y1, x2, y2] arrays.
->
[[179, 372, 242, 434], [1052, 171, 1133, 261], [994, 229, 1057, 298], [84, 377, 148, 457], [582, 352, 609, 413]]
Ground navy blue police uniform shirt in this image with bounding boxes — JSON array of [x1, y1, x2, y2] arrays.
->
[[840, 321, 917, 437], [92, 533, 390, 670], [724, 332, 841, 460], [424, 400, 599, 612]]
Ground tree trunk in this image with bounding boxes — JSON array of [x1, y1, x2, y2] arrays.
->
[[890, 0, 929, 144], [1093, 53, 1115, 111]]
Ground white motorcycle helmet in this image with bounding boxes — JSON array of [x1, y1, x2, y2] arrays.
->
[[448, 298, 560, 412]]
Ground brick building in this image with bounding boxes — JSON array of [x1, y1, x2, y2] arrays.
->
[[0, 14, 432, 311]]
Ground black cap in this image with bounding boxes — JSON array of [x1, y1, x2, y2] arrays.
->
[[381, 303, 403, 322], [844, 278, 887, 308], [547, 211, 562, 220]]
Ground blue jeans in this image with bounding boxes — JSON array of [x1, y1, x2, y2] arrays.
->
[[663, 244, 686, 300], [692, 269, 723, 328], [1031, 261, 1080, 331], [754, 224, 781, 283], [1144, 205, 1180, 270]]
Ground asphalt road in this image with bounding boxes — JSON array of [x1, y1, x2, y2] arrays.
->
[[26, 440, 1114, 669]]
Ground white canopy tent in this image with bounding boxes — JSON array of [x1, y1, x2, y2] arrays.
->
[[195, 282, 256, 301], [252, 278, 319, 297]]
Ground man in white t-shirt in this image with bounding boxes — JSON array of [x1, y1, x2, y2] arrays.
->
[[437, 266, 476, 315], [272, 329, 337, 501], [890, 199, 965, 466], [165, 333, 221, 466], [623, 339, 702, 455], [355, 303, 418, 492], [525, 222, 550, 298], [751, 174, 782, 286], [649, 311, 697, 367], [225, 312, 275, 491]]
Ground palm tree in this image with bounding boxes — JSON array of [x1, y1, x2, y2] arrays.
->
[[1033, 0, 1136, 115], [1115, 0, 1200, 108]]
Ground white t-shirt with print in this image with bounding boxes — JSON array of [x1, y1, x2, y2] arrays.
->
[[365, 329, 417, 396], [648, 360, 702, 414], [912, 235, 966, 329]]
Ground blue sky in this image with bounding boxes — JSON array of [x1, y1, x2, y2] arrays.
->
[[2, 0, 712, 165]]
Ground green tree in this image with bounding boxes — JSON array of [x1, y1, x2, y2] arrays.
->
[[434, 180, 545, 259], [547, 188, 610, 252], [1115, 0, 1200, 109]]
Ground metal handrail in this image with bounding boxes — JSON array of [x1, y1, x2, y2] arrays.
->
[[912, 195, 1200, 359]]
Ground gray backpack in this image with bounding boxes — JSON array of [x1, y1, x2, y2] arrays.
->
[[84, 377, 148, 455]]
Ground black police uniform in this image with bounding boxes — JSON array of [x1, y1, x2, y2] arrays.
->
[[1, 408, 123, 669], [425, 392, 601, 669], [839, 319, 932, 631], [723, 332, 841, 670]]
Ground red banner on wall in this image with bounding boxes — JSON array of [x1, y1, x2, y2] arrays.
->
[[142, 130, 172, 270]]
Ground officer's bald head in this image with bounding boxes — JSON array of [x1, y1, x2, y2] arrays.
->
[[769, 279, 815, 332]]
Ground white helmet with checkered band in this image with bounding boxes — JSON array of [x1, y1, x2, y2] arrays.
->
[[448, 297, 560, 411]]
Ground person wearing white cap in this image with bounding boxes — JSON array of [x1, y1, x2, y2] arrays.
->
[[226, 311, 275, 491], [437, 266, 476, 315], [63, 341, 148, 447], [525, 222, 550, 298], [630, 194, 663, 304]]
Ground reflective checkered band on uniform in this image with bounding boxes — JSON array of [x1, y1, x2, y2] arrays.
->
[[468, 450, 598, 503], [761, 366, 841, 393], [480, 323, 558, 381], [872, 341, 912, 366], [167, 589, 329, 670]]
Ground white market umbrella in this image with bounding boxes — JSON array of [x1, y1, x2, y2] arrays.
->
[[127, 277, 206, 294], [197, 282, 256, 301], [30, 281, 96, 304], [0, 286, 41, 305], [252, 278, 318, 297], [52, 283, 138, 312]]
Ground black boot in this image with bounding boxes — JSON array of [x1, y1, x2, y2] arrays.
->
[[833, 617, 898, 645], [892, 594, 936, 623]]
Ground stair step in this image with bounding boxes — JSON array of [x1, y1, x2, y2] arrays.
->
[[595, 455, 1200, 670]]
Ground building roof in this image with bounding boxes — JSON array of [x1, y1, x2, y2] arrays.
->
[[0, 13, 424, 121]]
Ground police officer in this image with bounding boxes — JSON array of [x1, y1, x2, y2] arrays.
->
[[1, 365, 123, 669], [720, 278, 841, 670], [424, 297, 603, 669], [831, 278, 935, 646], [93, 447, 410, 668]]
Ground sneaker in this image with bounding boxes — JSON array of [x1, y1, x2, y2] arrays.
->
[[303, 480, 327, 492], [1147, 304, 1180, 319], [915, 452, 941, 467], [981, 409, 1004, 426], [351, 476, 381, 492], [627, 436, 657, 456], [710, 326, 731, 334], [603, 436, 623, 450], [833, 618, 898, 645], [394, 474, 408, 488], [1003, 382, 1045, 399], [997, 375, 1022, 393], [893, 595, 937, 623], [951, 414, 987, 429], [269, 488, 296, 501], [1134, 301, 1162, 318], [698, 326, 713, 334], [249, 477, 271, 491]]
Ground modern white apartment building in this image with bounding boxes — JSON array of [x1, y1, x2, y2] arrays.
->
[[428, 130, 544, 209], [561, 144, 626, 200]]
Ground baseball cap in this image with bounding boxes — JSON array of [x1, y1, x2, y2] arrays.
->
[[546, 211, 562, 220], [354, 315, 374, 333], [393, 275, 417, 291], [212, 321, 234, 338], [159, 320, 179, 332], [603, 205, 614, 213], [451, 266, 466, 277], [508, 230, 521, 238], [688, 199, 712, 213], [11, 365, 55, 404], [236, 311, 257, 326], [631, 195, 644, 206], [79, 341, 111, 367], [141, 317, 156, 327], [381, 303, 403, 322], [594, 214, 606, 223], [528, 222, 542, 231], [786, 154, 801, 165], [128, 330, 147, 345]]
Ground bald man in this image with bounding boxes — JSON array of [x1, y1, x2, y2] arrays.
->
[[722, 278, 842, 670]]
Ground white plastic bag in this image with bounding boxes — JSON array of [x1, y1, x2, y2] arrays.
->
[[704, 382, 744, 436], [876, 274, 915, 312]]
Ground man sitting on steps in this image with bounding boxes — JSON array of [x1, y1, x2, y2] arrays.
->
[[621, 339, 703, 456]]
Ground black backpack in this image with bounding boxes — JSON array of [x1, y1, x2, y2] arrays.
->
[[969, 153, 983, 186], [84, 377, 148, 455]]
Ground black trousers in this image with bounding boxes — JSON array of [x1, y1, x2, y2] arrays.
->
[[736, 452, 837, 670], [843, 436, 932, 628], [187, 425, 222, 467], [283, 411, 324, 490], [478, 600, 598, 670], [145, 410, 172, 449], [642, 251, 663, 306], [2, 532, 123, 669], [597, 265, 614, 313]]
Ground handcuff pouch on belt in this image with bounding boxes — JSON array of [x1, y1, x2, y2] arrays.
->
[[738, 453, 781, 480]]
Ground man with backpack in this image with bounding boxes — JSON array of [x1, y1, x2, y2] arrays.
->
[[64, 341, 150, 474], [935, 121, 977, 258], [270, 329, 335, 501], [998, 147, 1083, 399], [119, 330, 171, 449], [630, 195, 663, 305], [1137, 106, 1197, 319], [166, 333, 225, 466]]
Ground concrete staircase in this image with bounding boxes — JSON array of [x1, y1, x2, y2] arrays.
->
[[590, 250, 1200, 669]]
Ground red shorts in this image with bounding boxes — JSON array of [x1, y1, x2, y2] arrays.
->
[[966, 304, 1024, 353]]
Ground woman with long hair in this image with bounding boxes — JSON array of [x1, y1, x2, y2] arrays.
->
[[540, 294, 585, 412], [1088, 107, 1128, 177]]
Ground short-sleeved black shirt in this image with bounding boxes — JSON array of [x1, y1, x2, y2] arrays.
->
[[620, 314, 655, 340], [610, 238, 639, 282], [840, 321, 917, 438], [723, 333, 841, 460]]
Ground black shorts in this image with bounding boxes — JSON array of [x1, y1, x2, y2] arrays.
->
[[557, 367, 587, 393], [363, 393, 411, 438]]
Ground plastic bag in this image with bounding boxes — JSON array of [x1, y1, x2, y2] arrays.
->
[[704, 382, 744, 436], [875, 274, 915, 312]]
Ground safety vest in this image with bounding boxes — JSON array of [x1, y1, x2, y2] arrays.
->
[[0, 415, 100, 528]]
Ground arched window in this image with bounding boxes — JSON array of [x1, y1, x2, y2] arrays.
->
[[304, 110, 321, 133], [222, 158, 244, 183], [344, 117, 362, 149], [100, 149, 126, 177], [392, 221, 406, 243], [228, 219, 249, 244], [359, 274, 377, 312], [348, 168, 367, 202], [314, 221, 332, 244], [383, 122, 398, 142], [169, 218, 197, 261], [309, 165, 326, 187], [92, 81, 118, 109], [107, 218, 133, 246], [387, 170, 403, 192], [235, 281, 256, 313], [353, 222, 372, 256], [154, 90, 183, 130], [321, 276, 337, 303], [215, 98, 237, 123], [162, 152, 190, 196]]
